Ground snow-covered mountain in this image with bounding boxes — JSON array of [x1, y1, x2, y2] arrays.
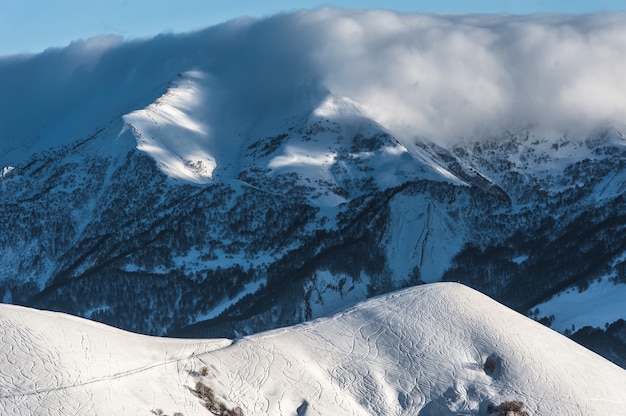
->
[[2, 283, 625, 416], [2, 9, 626, 369]]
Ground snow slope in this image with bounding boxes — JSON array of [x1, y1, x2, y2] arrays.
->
[[2, 283, 625, 416], [535, 277, 626, 333]]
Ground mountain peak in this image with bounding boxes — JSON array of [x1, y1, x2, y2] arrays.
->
[[312, 94, 365, 119]]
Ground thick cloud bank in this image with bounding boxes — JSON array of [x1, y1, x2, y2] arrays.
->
[[1, 9, 625, 158], [306, 10, 626, 140]]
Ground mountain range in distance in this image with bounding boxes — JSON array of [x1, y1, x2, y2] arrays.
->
[[2, 9, 626, 414]]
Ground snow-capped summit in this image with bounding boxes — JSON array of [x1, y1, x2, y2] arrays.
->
[[123, 71, 220, 183]]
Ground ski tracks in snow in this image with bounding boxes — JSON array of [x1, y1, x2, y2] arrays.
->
[[209, 337, 314, 414], [315, 290, 502, 415], [192, 290, 504, 415], [0, 310, 231, 415], [0, 317, 92, 415], [3, 284, 626, 415]]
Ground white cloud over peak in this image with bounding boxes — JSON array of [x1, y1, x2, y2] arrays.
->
[[302, 9, 626, 141], [2, 9, 626, 162]]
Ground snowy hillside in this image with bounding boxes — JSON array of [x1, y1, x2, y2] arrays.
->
[[2, 8, 626, 369], [2, 283, 625, 416]]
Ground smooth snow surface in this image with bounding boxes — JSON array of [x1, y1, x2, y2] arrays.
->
[[2, 283, 625, 415], [535, 278, 626, 333]]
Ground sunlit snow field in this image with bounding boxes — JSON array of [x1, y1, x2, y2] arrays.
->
[[2, 283, 626, 415]]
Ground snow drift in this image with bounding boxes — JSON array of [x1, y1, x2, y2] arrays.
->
[[1, 283, 625, 415]]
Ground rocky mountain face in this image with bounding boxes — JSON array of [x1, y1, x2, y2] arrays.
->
[[2, 75, 626, 368], [2, 10, 626, 369]]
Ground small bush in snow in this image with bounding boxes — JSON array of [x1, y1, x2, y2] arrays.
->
[[487, 400, 529, 416], [194, 381, 244, 416]]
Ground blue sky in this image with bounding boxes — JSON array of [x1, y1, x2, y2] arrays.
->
[[1, 0, 625, 56]]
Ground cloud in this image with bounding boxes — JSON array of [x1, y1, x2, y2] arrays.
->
[[2, 9, 626, 161], [300, 9, 626, 141], [183, 9, 626, 144]]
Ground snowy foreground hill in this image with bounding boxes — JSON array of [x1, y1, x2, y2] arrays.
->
[[2, 283, 625, 416]]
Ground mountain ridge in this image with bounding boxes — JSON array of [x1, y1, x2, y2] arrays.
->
[[2, 9, 626, 369]]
